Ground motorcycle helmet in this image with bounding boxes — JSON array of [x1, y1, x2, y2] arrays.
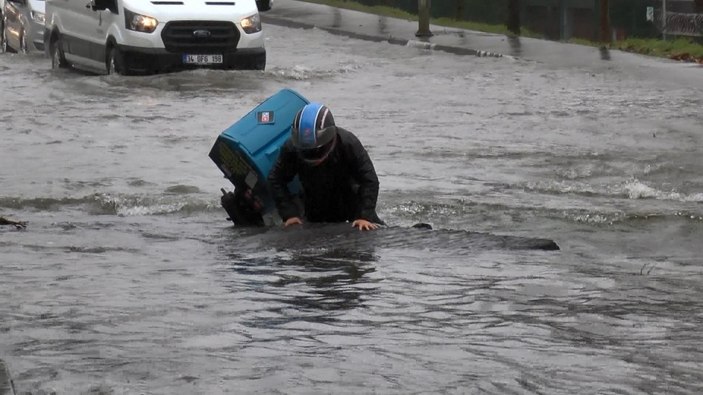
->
[[291, 102, 337, 165]]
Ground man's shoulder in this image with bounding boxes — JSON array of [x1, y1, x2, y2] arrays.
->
[[335, 127, 360, 143]]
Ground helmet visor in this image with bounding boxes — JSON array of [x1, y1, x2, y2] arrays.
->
[[298, 134, 336, 165]]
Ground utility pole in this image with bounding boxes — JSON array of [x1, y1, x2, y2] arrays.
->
[[507, 0, 521, 35], [455, 0, 464, 21], [662, 0, 667, 40], [416, 0, 433, 37], [600, 0, 610, 43]]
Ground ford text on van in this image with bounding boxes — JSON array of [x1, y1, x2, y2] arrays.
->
[[44, 0, 266, 75]]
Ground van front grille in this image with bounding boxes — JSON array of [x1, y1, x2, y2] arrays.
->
[[161, 21, 240, 53]]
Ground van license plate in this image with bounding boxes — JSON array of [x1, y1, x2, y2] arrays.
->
[[183, 54, 223, 65]]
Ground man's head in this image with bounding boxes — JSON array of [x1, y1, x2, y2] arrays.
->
[[291, 102, 337, 165]]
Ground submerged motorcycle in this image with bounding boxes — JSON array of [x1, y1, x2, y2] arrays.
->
[[209, 88, 307, 227]]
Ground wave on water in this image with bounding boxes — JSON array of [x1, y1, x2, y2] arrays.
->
[[0, 192, 218, 217], [571, 210, 703, 225], [266, 62, 362, 81], [378, 192, 703, 232], [164, 185, 202, 195], [622, 179, 703, 202], [525, 178, 703, 203], [43, 68, 267, 99], [381, 199, 468, 226], [266, 65, 332, 81]]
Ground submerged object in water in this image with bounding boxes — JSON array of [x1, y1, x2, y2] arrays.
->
[[0, 217, 26, 229], [209, 88, 308, 226], [232, 223, 559, 252], [0, 359, 15, 395]]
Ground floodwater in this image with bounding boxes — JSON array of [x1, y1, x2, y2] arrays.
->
[[1, 23, 703, 394]]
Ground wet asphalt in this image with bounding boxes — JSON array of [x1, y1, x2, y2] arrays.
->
[[1, 2, 702, 394]]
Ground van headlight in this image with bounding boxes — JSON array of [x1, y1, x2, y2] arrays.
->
[[31, 11, 45, 25], [240, 14, 261, 34], [125, 9, 158, 33]]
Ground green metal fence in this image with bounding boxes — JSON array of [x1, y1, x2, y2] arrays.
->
[[349, 0, 698, 39]]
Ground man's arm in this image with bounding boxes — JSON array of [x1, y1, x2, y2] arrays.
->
[[340, 130, 381, 223], [267, 142, 302, 221]]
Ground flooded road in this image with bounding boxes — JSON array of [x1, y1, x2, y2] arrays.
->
[[2, 21, 703, 394]]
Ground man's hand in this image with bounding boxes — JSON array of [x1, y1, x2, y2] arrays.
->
[[283, 217, 303, 227], [352, 219, 379, 231]]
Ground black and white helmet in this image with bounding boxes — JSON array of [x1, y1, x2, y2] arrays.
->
[[291, 102, 337, 164]]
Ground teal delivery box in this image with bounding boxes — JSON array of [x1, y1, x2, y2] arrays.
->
[[209, 88, 308, 225]]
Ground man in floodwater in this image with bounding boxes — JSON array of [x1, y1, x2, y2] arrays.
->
[[268, 102, 383, 231]]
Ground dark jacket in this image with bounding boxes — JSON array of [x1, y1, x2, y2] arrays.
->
[[268, 126, 383, 224]]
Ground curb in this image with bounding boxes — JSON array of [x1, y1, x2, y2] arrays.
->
[[404, 39, 504, 58], [262, 15, 505, 58]]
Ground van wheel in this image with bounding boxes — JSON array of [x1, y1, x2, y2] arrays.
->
[[252, 54, 266, 71], [236, 53, 266, 71], [107, 46, 129, 75], [50, 35, 69, 69]]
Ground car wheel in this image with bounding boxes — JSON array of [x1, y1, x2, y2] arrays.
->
[[0, 18, 4, 53], [19, 30, 28, 54], [1, 24, 10, 54], [107, 46, 128, 75], [50, 34, 69, 69]]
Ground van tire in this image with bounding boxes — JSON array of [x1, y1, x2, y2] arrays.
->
[[107, 46, 129, 75], [254, 55, 266, 71], [237, 53, 266, 71], [50, 34, 69, 69]]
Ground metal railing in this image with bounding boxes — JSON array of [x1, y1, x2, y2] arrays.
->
[[656, 10, 703, 37]]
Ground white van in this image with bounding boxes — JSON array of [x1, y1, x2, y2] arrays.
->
[[44, 0, 266, 75]]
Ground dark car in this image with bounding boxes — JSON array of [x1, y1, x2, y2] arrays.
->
[[1, 0, 45, 53]]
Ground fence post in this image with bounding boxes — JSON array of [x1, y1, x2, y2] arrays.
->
[[416, 0, 433, 37], [507, 0, 521, 35], [662, 0, 667, 40]]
